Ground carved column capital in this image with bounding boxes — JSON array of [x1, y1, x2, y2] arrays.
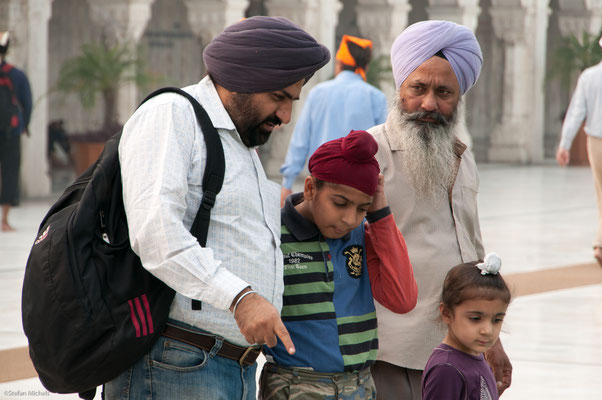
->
[[556, 0, 602, 38], [265, 0, 321, 34], [185, 0, 249, 43], [355, 0, 412, 57], [86, 0, 155, 44], [490, 6, 527, 44], [426, 0, 481, 31]]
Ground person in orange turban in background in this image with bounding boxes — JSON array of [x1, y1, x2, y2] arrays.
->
[[280, 34, 388, 206]]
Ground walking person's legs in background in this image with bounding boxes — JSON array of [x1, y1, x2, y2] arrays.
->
[[587, 136, 602, 266]]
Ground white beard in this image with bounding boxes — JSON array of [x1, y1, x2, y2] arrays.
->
[[391, 97, 459, 200]]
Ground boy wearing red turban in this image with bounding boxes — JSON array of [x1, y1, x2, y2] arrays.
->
[[259, 130, 417, 399]]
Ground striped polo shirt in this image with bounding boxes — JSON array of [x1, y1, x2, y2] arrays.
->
[[264, 194, 379, 373]]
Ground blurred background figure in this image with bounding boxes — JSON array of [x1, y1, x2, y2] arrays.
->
[[556, 35, 602, 266], [279, 34, 387, 205], [47, 119, 72, 168], [0, 31, 32, 232]]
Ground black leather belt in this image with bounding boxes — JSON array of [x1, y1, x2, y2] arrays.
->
[[162, 324, 260, 366]]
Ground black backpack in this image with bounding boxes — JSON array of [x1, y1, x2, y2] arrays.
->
[[0, 63, 20, 134], [21, 87, 225, 400]]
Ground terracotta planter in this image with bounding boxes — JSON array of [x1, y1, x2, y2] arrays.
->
[[70, 141, 106, 176]]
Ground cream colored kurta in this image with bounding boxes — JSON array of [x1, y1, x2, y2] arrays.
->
[[369, 114, 485, 370]]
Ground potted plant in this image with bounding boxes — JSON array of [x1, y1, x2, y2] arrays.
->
[[56, 40, 152, 174], [548, 30, 602, 166]]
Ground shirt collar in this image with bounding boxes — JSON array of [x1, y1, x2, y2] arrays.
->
[[281, 193, 351, 242], [193, 76, 237, 132], [336, 70, 363, 82]]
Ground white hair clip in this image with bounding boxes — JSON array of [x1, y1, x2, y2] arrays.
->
[[476, 252, 501, 275]]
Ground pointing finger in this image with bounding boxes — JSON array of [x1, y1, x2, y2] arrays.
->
[[274, 318, 295, 354]]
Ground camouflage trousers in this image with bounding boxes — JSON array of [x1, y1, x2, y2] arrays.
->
[[258, 363, 376, 400]]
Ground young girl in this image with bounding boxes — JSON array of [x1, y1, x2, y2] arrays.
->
[[422, 253, 511, 400]]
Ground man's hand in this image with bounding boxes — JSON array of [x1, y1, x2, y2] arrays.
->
[[368, 174, 387, 212], [485, 338, 512, 395], [233, 291, 295, 354], [280, 187, 292, 207], [556, 147, 570, 166]]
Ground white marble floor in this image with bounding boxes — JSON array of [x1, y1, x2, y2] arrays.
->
[[1, 163, 601, 399]]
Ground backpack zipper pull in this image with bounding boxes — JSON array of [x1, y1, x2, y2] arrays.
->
[[99, 211, 110, 244]]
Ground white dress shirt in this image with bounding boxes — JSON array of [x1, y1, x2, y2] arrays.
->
[[119, 76, 284, 346], [560, 61, 602, 150]]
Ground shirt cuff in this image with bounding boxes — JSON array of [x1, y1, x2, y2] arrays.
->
[[366, 206, 391, 223], [282, 175, 295, 190], [201, 268, 250, 310]]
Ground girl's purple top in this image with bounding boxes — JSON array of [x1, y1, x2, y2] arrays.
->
[[422, 343, 498, 400]]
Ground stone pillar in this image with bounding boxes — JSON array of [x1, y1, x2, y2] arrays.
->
[[184, 0, 250, 44], [355, 0, 412, 57], [426, 0, 482, 150], [18, 0, 53, 198], [86, 0, 155, 123], [426, 0, 480, 30], [261, 0, 342, 180], [1, 0, 28, 68], [265, 0, 341, 83], [488, 0, 550, 163], [355, 0, 411, 103]]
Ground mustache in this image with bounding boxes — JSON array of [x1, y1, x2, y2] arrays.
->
[[263, 114, 282, 127], [405, 110, 452, 126]]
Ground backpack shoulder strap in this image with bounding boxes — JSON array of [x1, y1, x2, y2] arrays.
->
[[138, 87, 225, 247], [137, 87, 226, 311]]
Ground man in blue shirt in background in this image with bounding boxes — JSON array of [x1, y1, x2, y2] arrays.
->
[[279, 34, 387, 205], [0, 31, 32, 232]]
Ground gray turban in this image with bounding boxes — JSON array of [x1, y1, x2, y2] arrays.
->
[[391, 20, 483, 95], [203, 16, 331, 93]]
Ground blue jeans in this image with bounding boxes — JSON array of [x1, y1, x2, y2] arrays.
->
[[104, 327, 257, 400]]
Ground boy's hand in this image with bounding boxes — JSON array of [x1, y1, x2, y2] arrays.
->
[[368, 174, 387, 212], [281, 188, 292, 207], [233, 291, 296, 355]]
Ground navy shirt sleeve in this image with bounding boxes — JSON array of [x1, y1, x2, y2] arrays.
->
[[9, 66, 33, 130]]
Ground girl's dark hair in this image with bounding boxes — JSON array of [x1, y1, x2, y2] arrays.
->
[[441, 261, 511, 311]]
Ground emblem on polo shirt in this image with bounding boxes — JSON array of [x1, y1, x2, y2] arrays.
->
[[343, 245, 363, 278]]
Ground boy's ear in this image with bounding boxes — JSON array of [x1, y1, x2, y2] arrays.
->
[[303, 176, 316, 201], [439, 302, 452, 323]]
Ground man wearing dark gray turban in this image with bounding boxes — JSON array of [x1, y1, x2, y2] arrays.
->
[[106, 16, 329, 400], [367, 20, 512, 399]]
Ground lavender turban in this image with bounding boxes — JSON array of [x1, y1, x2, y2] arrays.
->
[[203, 16, 330, 93], [391, 20, 483, 95]]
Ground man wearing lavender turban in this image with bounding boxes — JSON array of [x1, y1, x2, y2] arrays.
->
[[107, 16, 329, 400], [368, 20, 512, 400]]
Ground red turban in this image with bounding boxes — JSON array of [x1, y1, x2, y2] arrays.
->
[[308, 130, 380, 196]]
